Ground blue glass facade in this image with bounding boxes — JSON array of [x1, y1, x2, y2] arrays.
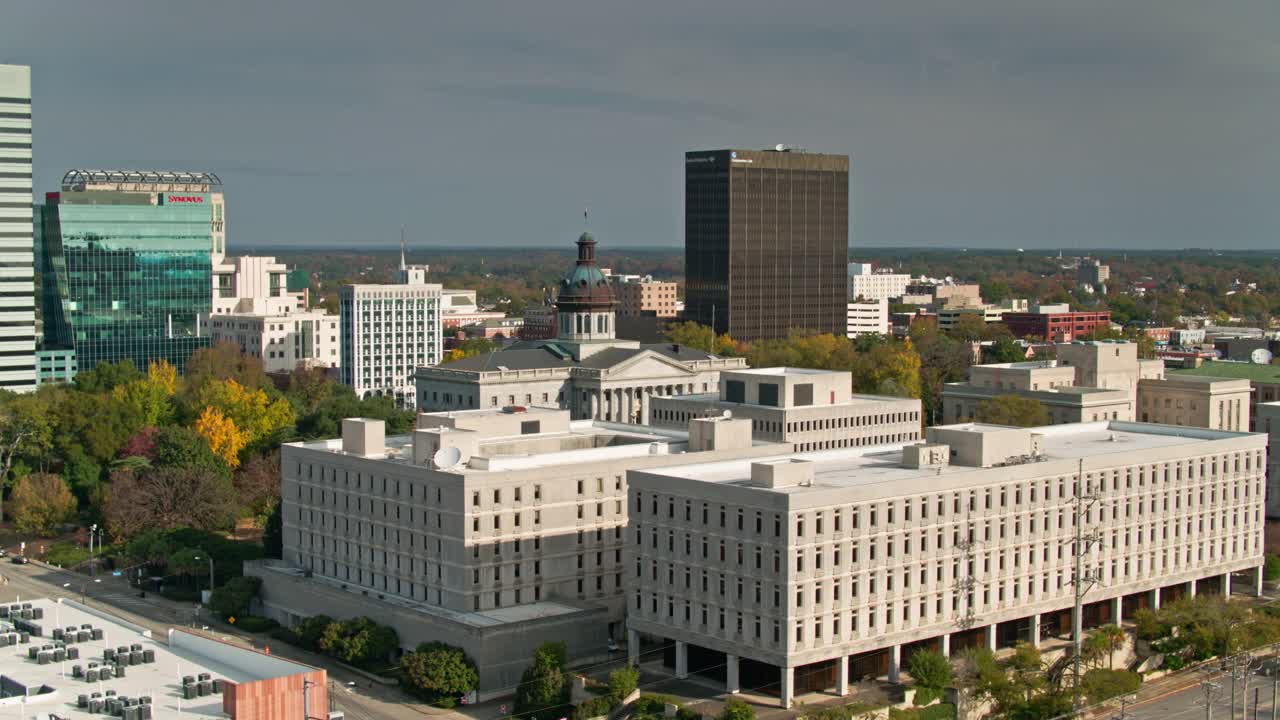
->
[[40, 192, 212, 373]]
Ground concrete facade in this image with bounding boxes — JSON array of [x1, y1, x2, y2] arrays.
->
[[847, 298, 890, 338], [339, 280, 443, 409], [418, 231, 742, 422], [207, 309, 339, 372], [211, 255, 298, 316], [847, 265, 911, 302], [269, 408, 784, 693], [609, 274, 679, 318], [0, 65, 37, 392], [1137, 375, 1251, 431], [627, 421, 1266, 707], [651, 368, 922, 452]]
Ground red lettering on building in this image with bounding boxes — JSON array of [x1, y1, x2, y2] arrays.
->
[[166, 195, 204, 204]]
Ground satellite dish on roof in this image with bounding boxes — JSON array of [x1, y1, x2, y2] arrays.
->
[[1252, 348, 1273, 365], [433, 446, 462, 470], [722, 409, 733, 419]]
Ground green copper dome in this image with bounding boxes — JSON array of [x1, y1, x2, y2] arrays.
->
[[556, 231, 617, 311]]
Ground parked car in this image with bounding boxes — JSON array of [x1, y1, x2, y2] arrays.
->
[[10, 556, 27, 565]]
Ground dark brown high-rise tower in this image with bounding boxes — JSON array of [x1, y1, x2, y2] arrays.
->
[[684, 147, 848, 341]]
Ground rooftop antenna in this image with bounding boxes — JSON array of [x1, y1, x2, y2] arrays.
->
[[399, 226, 407, 271]]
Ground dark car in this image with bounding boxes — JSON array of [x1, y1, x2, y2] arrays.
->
[[9, 556, 27, 564]]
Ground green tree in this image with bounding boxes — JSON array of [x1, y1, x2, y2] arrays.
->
[[1080, 669, 1141, 705], [607, 666, 639, 702], [209, 576, 261, 619], [0, 392, 55, 523], [1088, 625, 1126, 670], [153, 426, 231, 478], [718, 698, 755, 720], [399, 642, 479, 705], [262, 501, 283, 559], [74, 359, 143, 394], [663, 321, 715, 353], [907, 649, 952, 690], [1265, 554, 1280, 582], [947, 313, 988, 343], [516, 642, 571, 720], [984, 337, 1026, 364], [974, 395, 1049, 427]]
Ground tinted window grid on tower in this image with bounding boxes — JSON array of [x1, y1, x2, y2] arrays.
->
[[685, 149, 848, 342]]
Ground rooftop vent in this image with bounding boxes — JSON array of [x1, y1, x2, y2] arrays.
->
[[750, 459, 814, 489]]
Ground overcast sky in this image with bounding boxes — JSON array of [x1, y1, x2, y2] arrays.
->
[[4, 1, 1278, 250]]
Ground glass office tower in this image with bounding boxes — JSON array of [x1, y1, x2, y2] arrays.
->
[[39, 170, 218, 374]]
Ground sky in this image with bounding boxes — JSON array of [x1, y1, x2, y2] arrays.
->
[[3, 1, 1279, 250]]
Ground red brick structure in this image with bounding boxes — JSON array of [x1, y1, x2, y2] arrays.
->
[[1002, 310, 1111, 341]]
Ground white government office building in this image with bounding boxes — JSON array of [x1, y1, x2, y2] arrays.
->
[[258, 405, 785, 694], [626, 421, 1267, 707], [0, 65, 36, 391]]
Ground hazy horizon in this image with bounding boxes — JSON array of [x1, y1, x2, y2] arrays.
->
[[5, 1, 1278, 250]]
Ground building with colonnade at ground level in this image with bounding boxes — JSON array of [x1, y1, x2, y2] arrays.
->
[[625, 420, 1266, 707]]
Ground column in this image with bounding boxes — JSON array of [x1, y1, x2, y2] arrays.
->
[[1189, 578, 1197, 598], [1030, 615, 1041, 648], [1111, 597, 1123, 626], [781, 667, 795, 709], [941, 634, 951, 657], [1151, 587, 1161, 610], [888, 644, 901, 683], [594, 390, 604, 420], [726, 655, 740, 694], [626, 389, 634, 424], [615, 389, 624, 422], [1258, 565, 1266, 597], [586, 392, 595, 420], [985, 625, 997, 651], [1224, 572, 1233, 598], [837, 656, 850, 696], [627, 630, 639, 667], [675, 641, 688, 679]]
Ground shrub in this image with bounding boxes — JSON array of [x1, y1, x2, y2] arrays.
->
[[889, 704, 956, 720], [913, 686, 942, 706], [907, 649, 952, 690], [1162, 655, 1186, 671], [209, 576, 261, 620], [573, 696, 617, 720], [317, 617, 399, 667], [515, 642, 571, 720], [1266, 554, 1280, 582], [400, 642, 479, 705], [1081, 669, 1141, 704], [719, 698, 754, 720], [632, 695, 678, 717], [676, 708, 703, 720], [289, 615, 336, 651], [608, 666, 640, 702], [232, 615, 278, 633], [44, 541, 90, 568]]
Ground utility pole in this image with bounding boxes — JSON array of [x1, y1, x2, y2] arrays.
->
[[1202, 680, 1224, 720], [1071, 458, 1103, 711], [1113, 693, 1138, 720]]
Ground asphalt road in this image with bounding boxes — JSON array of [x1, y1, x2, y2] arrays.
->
[[1118, 670, 1280, 720]]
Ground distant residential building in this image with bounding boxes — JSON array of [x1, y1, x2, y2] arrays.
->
[[1256, 402, 1280, 519], [1136, 374, 1250, 430], [417, 231, 743, 420], [1138, 326, 1172, 343], [34, 348, 75, 385], [905, 283, 983, 309], [847, 263, 911, 301], [685, 148, 847, 341], [441, 289, 507, 330], [457, 316, 524, 340], [39, 169, 220, 374], [208, 309, 339, 373], [212, 255, 299, 316], [1077, 259, 1110, 288], [605, 272, 678, 318], [846, 298, 889, 337], [0, 66, 36, 391], [339, 251, 442, 408], [1001, 305, 1111, 341], [937, 306, 1003, 332], [1171, 328, 1206, 346], [519, 304, 557, 340]]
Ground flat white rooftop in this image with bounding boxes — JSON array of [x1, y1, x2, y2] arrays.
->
[[659, 392, 915, 408], [257, 561, 591, 628], [728, 367, 833, 376], [0, 598, 316, 719], [644, 421, 1252, 495]]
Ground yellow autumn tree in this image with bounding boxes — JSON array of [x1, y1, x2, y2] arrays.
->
[[193, 378, 294, 447], [111, 359, 178, 426], [195, 407, 249, 468]]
